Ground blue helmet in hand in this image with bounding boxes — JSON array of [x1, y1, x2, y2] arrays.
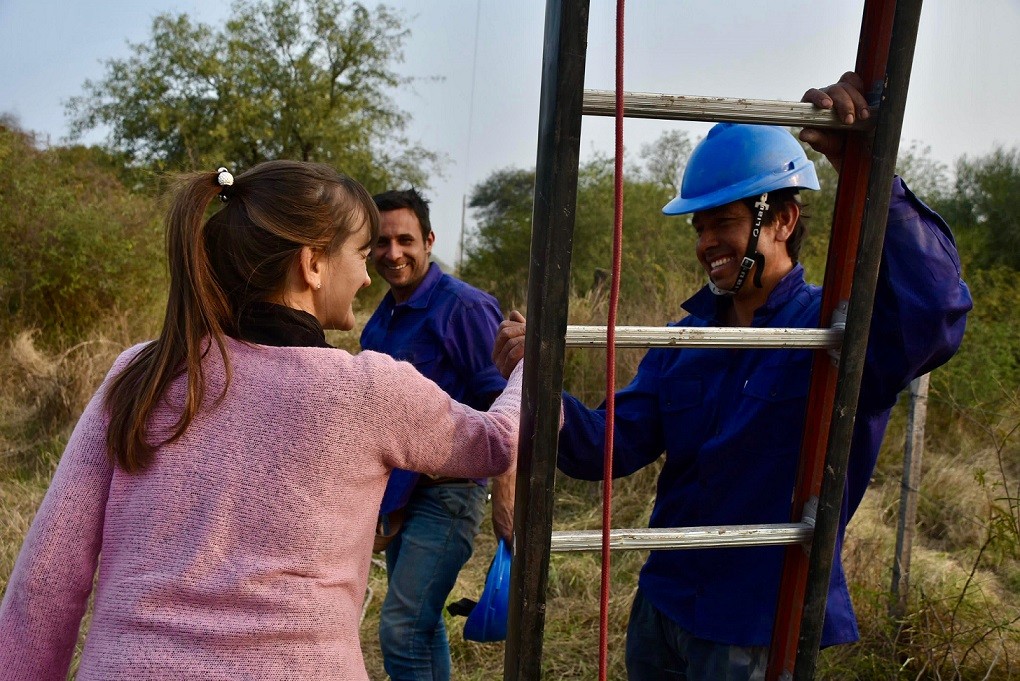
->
[[662, 123, 820, 216], [463, 538, 512, 642]]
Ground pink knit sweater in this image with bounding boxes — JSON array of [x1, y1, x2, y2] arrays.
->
[[0, 338, 522, 680]]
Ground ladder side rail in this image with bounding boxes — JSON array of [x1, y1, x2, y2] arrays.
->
[[794, 1, 924, 678], [503, 1, 590, 679], [583, 90, 877, 130], [767, 0, 898, 676]]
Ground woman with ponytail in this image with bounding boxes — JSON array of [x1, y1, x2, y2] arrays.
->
[[0, 161, 523, 680]]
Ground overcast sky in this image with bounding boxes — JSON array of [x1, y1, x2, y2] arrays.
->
[[2, 0, 1019, 266]]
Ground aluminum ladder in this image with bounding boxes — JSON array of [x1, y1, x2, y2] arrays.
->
[[504, 2, 924, 680]]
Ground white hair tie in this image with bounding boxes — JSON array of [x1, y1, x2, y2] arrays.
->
[[216, 167, 234, 202]]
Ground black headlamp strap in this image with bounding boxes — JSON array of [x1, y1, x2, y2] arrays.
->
[[753, 252, 766, 289], [729, 191, 769, 294]]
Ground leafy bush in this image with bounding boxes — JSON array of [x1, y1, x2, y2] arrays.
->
[[930, 267, 1020, 410], [0, 125, 165, 345]]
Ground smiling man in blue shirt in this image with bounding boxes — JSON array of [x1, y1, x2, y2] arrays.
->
[[360, 188, 515, 681], [492, 74, 972, 680]]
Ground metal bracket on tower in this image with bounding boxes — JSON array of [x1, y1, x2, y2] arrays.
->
[[801, 496, 818, 528], [827, 301, 849, 367]]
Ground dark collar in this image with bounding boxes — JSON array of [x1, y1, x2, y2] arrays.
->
[[237, 301, 331, 348]]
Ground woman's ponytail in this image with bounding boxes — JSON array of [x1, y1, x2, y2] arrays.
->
[[105, 170, 233, 472]]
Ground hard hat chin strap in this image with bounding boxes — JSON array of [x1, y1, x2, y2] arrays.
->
[[708, 192, 769, 297], [708, 280, 737, 297]]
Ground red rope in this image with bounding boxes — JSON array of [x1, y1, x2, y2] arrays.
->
[[599, 1, 625, 678]]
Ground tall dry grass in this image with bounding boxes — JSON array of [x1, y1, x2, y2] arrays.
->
[[0, 331, 130, 479]]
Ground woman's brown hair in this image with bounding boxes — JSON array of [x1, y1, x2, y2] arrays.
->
[[104, 160, 379, 472]]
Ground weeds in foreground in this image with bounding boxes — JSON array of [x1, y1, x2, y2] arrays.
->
[[0, 331, 127, 477]]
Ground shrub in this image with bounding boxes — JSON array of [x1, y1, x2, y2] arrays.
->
[[0, 125, 165, 346]]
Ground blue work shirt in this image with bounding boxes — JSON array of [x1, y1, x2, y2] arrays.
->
[[557, 178, 972, 647], [361, 262, 507, 513]]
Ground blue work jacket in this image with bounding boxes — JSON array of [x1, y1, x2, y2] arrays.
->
[[557, 178, 972, 647], [361, 263, 507, 513]]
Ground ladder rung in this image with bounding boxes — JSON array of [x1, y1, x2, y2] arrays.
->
[[565, 325, 842, 349], [550, 523, 813, 552], [583, 90, 876, 130]]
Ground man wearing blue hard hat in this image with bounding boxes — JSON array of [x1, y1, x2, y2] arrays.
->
[[493, 73, 972, 679]]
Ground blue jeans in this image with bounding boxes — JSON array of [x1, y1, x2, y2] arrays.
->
[[626, 588, 768, 680], [379, 484, 486, 681]]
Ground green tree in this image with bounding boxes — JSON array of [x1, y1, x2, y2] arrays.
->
[[66, 0, 438, 189], [895, 140, 952, 206], [942, 146, 1020, 270], [638, 129, 693, 195], [460, 167, 535, 306]]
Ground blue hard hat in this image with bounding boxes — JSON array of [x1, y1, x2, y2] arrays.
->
[[662, 123, 820, 216], [463, 538, 512, 642]]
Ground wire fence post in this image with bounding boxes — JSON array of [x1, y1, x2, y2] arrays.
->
[[891, 373, 930, 618]]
